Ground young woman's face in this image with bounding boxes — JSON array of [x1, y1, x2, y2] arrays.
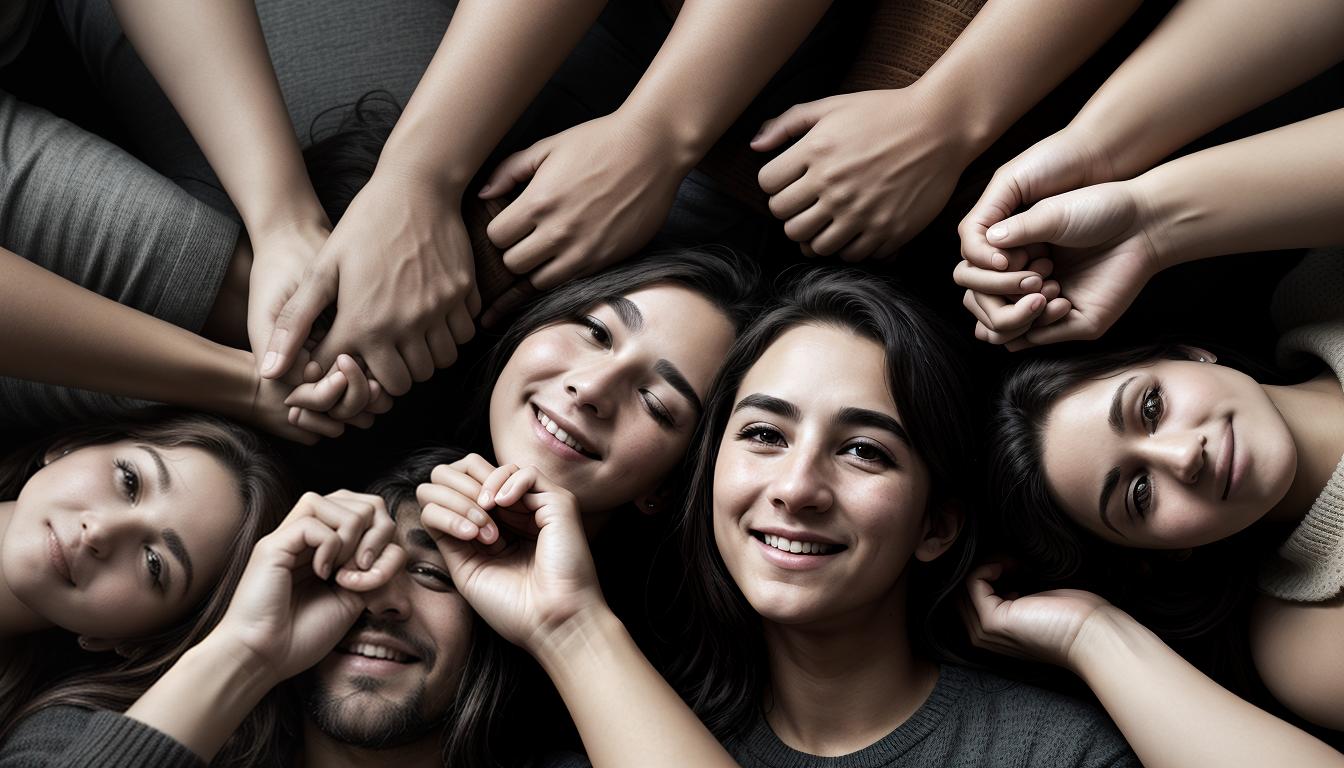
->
[[1042, 358, 1297, 549], [713, 324, 937, 626], [490, 284, 736, 514], [2, 441, 243, 639]]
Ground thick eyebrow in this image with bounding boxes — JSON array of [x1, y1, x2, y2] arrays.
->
[[1097, 467, 1123, 537], [654, 358, 702, 414], [603, 297, 644, 333], [137, 445, 172, 493], [836, 407, 910, 446], [406, 528, 438, 552], [160, 528, 193, 594], [1108, 376, 1137, 435], [733, 393, 800, 421]]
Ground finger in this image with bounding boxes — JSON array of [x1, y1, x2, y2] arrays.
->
[[288, 407, 346, 439], [835, 230, 883, 263], [766, 180, 819, 221], [1037, 296, 1072, 326], [422, 502, 499, 547], [362, 346, 413, 398], [397, 338, 435, 384], [986, 202, 1067, 250], [477, 463, 521, 509], [314, 494, 379, 571], [953, 260, 1047, 296], [437, 454, 498, 486], [809, 220, 861, 258], [961, 289, 1002, 329], [1040, 280, 1061, 302], [336, 543, 406, 592], [330, 355, 371, 420], [750, 99, 827, 154], [447, 302, 476, 348], [494, 465, 543, 508], [353, 497, 397, 570], [284, 370, 345, 411], [263, 267, 335, 379], [479, 280, 539, 329], [982, 292, 1046, 333], [478, 142, 548, 200], [757, 145, 810, 196], [1021, 310, 1098, 346], [782, 200, 832, 243], [426, 324, 459, 370], [365, 380, 394, 415], [345, 412, 376, 429], [500, 229, 561, 277], [530, 252, 592, 292], [416, 482, 493, 530]]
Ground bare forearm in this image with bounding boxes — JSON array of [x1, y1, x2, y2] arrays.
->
[[1071, 0, 1344, 178], [107, 0, 325, 235], [534, 608, 736, 768], [1072, 608, 1344, 768], [619, 0, 834, 167], [125, 637, 277, 762], [916, 0, 1141, 157], [1134, 108, 1344, 267], [379, 0, 608, 190], [0, 249, 255, 417]]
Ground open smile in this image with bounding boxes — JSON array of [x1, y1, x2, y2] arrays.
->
[[531, 405, 600, 460]]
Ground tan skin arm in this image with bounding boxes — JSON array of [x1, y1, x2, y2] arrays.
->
[[1251, 597, 1344, 731]]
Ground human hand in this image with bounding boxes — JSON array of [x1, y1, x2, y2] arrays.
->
[[261, 171, 480, 396], [958, 126, 1116, 271], [480, 111, 687, 309], [953, 180, 1163, 348], [753, 86, 975, 260], [247, 219, 330, 379], [418, 458, 602, 653], [962, 563, 1115, 672], [209, 490, 405, 685], [281, 353, 395, 437]]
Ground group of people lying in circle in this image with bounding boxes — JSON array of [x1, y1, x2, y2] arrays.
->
[[2, 0, 1343, 765]]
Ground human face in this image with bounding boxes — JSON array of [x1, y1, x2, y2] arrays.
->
[[490, 284, 736, 515], [713, 324, 941, 627], [1, 441, 241, 639], [308, 502, 472, 748], [1042, 358, 1297, 549]]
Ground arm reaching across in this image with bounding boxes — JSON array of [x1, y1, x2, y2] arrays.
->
[[419, 459, 737, 767], [964, 564, 1344, 768]]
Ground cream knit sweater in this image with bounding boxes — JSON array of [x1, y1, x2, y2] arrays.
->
[[1258, 249, 1344, 601]]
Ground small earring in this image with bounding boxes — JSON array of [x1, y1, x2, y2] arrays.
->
[[77, 637, 90, 650], [1198, 357, 1208, 363], [645, 500, 656, 509]]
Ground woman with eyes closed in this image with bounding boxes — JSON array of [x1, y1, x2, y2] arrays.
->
[[989, 249, 1344, 733], [0, 409, 290, 746], [420, 270, 1137, 767]]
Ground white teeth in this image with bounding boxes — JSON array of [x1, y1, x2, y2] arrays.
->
[[534, 409, 590, 454], [762, 534, 837, 556], [344, 642, 411, 663]]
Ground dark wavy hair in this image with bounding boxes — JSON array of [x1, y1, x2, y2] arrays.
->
[[673, 268, 980, 740], [0, 409, 292, 762], [989, 344, 1265, 642]]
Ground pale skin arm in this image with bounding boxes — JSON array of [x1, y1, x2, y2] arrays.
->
[[965, 566, 1344, 768], [956, 107, 1344, 347], [0, 247, 358, 443], [961, 0, 1344, 271], [419, 459, 738, 767], [1250, 596, 1344, 731]]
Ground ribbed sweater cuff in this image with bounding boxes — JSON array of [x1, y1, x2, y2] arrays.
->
[[63, 711, 204, 768]]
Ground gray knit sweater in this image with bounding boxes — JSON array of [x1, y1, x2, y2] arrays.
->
[[721, 666, 1137, 768], [0, 706, 203, 768], [1258, 248, 1344, 601]]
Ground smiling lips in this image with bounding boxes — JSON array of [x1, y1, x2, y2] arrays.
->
[[532, 405, 600, 460], [1217, 417, 1236, 501], [48, 526, 74, 586]]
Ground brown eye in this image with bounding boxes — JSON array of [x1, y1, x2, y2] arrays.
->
[[1141, 387, 1164, 431], [1131, 475, 1152, 515]]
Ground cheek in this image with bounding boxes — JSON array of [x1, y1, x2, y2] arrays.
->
[[425, 600, 475, 683]]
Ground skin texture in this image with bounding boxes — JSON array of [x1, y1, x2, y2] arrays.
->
[[487, 285, 735, 516], [1041, 358, 1297, 549], [1, 442, 241, 639]]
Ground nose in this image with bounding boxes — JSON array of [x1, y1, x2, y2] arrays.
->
[[765, 447, 835, 516], [78, 508, 141, 559], [563, 360, 627, 419], [362, 572, 412, 620], [1139, 430, 1206, 484]]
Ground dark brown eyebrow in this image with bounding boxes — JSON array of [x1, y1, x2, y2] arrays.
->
[[654, 359, 702, 414], [407, 528, 437, 551], [1109, 376, 1137, 435], [1097, 467, 1122, 537], [604, 297, 644, 333], [733, 393, 800, 421], [137, 445, 172, 493], [160, 528, 193, 594], [836, 406, 909, 446]]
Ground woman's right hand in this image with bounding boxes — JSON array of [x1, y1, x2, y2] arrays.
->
[[962, 563, 1116, 672], [209, 491, 404, 685], [417, 457, 604, 654]]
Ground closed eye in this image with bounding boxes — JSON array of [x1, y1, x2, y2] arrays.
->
[[410, 563, 456, 592], [641, 390, 675, 428]]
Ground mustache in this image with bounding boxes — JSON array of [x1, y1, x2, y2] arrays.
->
[[342, 616, 437, 667]]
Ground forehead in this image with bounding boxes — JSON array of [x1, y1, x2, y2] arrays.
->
[[597, 284, 735, 388], [739, 324, 894, 414], [1040, 372, 1135, 532]]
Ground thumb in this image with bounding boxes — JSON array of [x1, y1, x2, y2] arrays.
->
[[263, 267, 335, 379], [751, 100, 827, 152], [985, 200, 1068, 250], [479, 142, 549, 199]]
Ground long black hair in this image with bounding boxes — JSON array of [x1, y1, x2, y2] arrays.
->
[[673, 268, 980, 740]]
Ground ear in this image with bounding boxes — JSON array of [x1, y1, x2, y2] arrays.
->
[[1181, 345, 1217, 364], [915, 499, 964, 563]]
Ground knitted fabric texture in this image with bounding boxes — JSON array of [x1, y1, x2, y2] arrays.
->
[[1259, 249, 1344, 601]]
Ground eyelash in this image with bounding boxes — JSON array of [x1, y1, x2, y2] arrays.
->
[[735, 425, 895, 466], [642, 391, 674, 428], [1130, 385, 1165, 517], [577, 316, 611, 347], [115, 459, 140, 504], [410, 563, 455, 590], [576, 316, 676, 428], [145, 547, 165, 592]]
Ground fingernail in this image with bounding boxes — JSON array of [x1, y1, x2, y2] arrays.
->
[[1031, 296, 1045, 312], [1019, 276, 1042, 292], [988, 225, 1008, 242], [262, 350, 279, 375], [478, 491, 490, 506], [992, 252, 1008, 270], [477, 183, 492, 197], [359, 550, 373, 570]]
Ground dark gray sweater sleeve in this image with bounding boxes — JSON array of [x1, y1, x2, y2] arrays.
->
[[0, 706, 204, 768]]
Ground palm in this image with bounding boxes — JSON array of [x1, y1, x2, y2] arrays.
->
[[988, 589, 1110, 667]]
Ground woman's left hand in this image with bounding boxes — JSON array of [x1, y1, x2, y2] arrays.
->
[[418, 461, 604, 654], [962, 563, 1115, 671]]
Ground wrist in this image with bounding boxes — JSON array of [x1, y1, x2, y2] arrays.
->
[[612, 102, 709, 175], [240, 187, 330, 243], [379, 119, 475, 196], [1128, 167, 1207, 271], [903, 79, 993, 166], [1066, 604, 1141, 679], [529, 600, 623, 673], [189, 632, 285, 694], [202, 345, 265, 423]]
